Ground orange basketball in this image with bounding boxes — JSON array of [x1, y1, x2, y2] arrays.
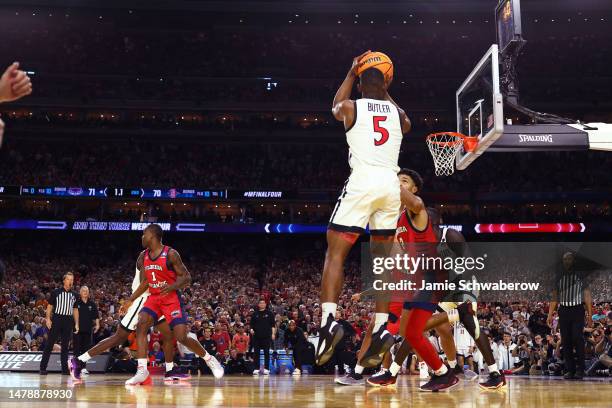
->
[[356, 51, 393, 82]]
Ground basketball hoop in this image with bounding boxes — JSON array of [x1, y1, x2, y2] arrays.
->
[[426, 132, 478, 176]]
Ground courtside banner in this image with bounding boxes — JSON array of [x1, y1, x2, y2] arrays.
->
[[0, 352, 110, 372]]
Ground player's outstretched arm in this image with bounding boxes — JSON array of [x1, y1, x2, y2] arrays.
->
[[161, 249, 191, 295], [400, 184, 425, 214]]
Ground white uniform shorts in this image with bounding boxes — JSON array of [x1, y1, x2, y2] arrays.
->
[[329, 167, 400, 235], [119, 295, 165, 331]]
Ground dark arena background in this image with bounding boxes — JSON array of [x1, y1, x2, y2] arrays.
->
[[0, 0, 611, 407]]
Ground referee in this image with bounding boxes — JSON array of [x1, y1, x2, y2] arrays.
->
[[547, 251, 593, 380], [40, 271, 79, 375]]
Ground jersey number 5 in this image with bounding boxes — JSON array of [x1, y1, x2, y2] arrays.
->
[[373, 116, 389, 146]]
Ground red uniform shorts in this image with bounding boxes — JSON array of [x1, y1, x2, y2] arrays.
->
[[141, 292, 187, 328]]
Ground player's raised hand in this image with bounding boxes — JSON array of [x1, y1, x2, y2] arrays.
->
[[119, 299, 133, 316], [0, 62, 33, 103], [350, 50, 371, 77]]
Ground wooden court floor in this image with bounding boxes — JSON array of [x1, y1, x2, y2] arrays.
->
[[1, 372, 611, 408]]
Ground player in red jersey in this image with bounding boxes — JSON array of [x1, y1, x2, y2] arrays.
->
[[122, 224, 224, 385], [367, 208, 505, 389], [361, 169, 459, 391], [69, 279, 181, 382]]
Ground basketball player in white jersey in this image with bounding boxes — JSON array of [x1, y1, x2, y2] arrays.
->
[[454, 321, 475, 371], [316, 51, 411, 365], [69, 263, 184, 381]]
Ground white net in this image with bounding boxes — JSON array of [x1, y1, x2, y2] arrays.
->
[[426, 133, 463, 176]]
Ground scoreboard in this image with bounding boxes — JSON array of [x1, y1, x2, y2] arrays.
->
[[13, 186, 227, 199], [495, 0, 524, 54], [0, 186, 303, 200]]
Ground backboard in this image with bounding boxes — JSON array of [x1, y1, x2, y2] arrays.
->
[[455, 44, 504, 170]]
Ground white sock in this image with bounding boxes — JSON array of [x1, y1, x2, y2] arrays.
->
[[165, 362, 174, 372], [78, 352, 91, 363], [321, 303, 337, 326], [137, 358, 148, 370], [434, 363, 448, 376], [488, 363, 499, 374], [447, 359, 457, 368], [203, 352, 211, 361], [373, 313, 388, 332], [447, 309, 459, 323], [354, 364, 364, 374], [389, 362, 401, 376]]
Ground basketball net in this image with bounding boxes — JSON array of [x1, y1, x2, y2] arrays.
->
[[426, 132, 477, 176]]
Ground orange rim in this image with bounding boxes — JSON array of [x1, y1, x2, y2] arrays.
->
[[426, 132, 478, 152]]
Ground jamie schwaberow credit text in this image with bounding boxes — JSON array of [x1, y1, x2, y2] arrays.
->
[[371, 253, 541, 292]]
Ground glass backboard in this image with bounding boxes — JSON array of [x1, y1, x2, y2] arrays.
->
[[455, 44, 504, 170]]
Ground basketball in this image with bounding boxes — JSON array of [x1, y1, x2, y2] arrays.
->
[[356, 51, 393, 82]]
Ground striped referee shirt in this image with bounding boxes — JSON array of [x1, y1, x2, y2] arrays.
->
[[557, 270, 584, 306], [50, 288, 78, 316]]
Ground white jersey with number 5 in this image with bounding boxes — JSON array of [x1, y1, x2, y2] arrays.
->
[[329, 98, 404, 234], [346, 98, 403, 172]]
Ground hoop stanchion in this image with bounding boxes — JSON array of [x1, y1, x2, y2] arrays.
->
[[426, 132, 478, 176]]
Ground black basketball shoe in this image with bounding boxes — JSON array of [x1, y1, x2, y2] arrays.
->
[[479, 371, 507, 390], [367, 369, 398, 387], [358, 323, 395, 368], [419, 369, 460, 392], [335, 371, 365, 386], [316, 313, 345, 366], [453, 364, 464, 376]]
